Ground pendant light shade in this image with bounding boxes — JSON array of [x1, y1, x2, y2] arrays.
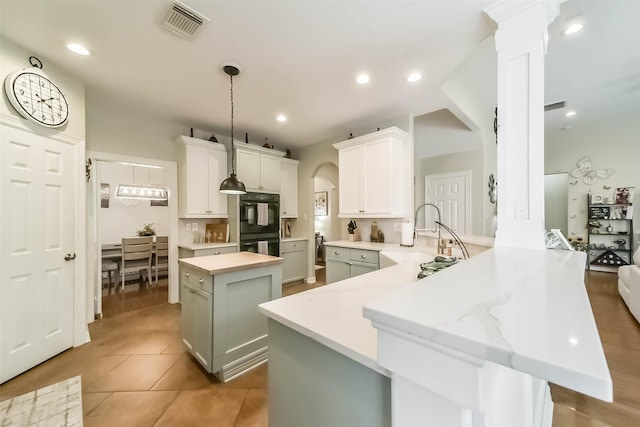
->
[[219, 173, 246, 194], [220, 63, 246, 194]]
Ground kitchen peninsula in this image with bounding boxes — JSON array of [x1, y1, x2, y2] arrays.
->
[[259, 247, 612, 426], [178, 251, 282, 382]]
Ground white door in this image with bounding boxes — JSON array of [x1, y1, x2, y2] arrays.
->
[[1, 125, 75, 383], [425, 172, 471, 235]]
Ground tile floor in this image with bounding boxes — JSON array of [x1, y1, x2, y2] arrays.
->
[[3, 267, 637, 426], [0, 270, 327, 426]]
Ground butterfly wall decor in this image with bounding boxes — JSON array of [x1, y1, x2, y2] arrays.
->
[[569, 156, 615, 185]]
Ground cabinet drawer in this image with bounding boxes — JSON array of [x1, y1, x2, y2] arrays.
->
[[195, 246, 237, 257], [281, 240, 304, 252], [325, 246, 349, 261], [350, 249, 378, 266], [181, 266, 213, 293]]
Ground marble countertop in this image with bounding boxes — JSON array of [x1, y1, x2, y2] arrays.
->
[[259, 246, 612, 402], [178, 251, 282, 275], [178, 242, 238, 250], [364, 247, 612, 402], [259, 257, 426, 376]]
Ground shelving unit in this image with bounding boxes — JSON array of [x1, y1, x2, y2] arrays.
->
[[587, 200, 633, 271]]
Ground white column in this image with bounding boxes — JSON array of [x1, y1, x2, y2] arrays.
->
[[485, 1, 560, 249]]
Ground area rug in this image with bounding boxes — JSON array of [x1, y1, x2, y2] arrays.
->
[[0, 375, 83, 426]]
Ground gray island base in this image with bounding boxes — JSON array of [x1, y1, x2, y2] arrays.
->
[[178, 252, 283, 382]]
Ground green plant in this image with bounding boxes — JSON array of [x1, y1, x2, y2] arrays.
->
[[137, 223, 156, 236]]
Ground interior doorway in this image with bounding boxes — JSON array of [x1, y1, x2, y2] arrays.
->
[[312, 163, 339, 279], [425, 171, 471, 235], [544, 173, 568, 236], [87, 151, 179, 318]]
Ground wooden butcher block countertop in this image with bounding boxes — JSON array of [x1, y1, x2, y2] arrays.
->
[[178, 251, 283, 276]]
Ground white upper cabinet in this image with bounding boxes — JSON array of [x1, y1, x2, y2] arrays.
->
[[333, 127, 408, 218], [236, 144, 285, 193], [176, 136, 228, 218], [280, 158, 299, 218]]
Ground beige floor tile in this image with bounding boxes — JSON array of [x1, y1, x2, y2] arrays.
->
[[86, 354, 181, 392], [217, 363, 268, 390], [152, 355, 218, 391], [82, 392, 110, 415], [106, 330, 181, 355], [161, 337, 188, 354], [84, 390, 178, 427], [234, 388, 268, 427], [154, 389, 247, 427]]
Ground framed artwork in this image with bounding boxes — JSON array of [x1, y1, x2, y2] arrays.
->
[[314, 191, 328, 216], [614, 187, 634, 205]]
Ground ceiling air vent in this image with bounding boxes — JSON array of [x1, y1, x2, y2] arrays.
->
[[544, 100, 567, 112], [162, 1, 210, 40]]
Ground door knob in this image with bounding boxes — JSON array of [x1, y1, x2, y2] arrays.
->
[[64, 253, 76, 261]]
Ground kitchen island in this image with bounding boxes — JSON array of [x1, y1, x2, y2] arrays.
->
[[258, 247, 611, 426], [178, 251, 282, 382]]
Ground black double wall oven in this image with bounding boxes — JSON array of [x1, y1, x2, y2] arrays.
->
[[239, 192, 280, 257]]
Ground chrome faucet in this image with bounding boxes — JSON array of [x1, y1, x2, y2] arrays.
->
[[414, 203, 444, 254]]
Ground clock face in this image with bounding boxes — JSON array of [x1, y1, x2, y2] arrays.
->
[[4, 70, 69, 128]]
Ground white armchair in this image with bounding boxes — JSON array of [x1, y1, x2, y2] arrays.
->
[[618, 247, 640, 323]]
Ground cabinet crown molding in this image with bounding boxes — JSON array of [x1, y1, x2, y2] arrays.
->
[[236, 143, 286, 158], [176, 135, 227, 152], [333, 126, 408, 150]]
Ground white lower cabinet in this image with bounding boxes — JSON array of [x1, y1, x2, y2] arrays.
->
[[325, 246, 379, 284], [181, 267, 213, 371], [281, 240, 306, 283]]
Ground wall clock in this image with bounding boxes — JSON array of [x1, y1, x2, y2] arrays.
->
[[4, 67, 69, 128]]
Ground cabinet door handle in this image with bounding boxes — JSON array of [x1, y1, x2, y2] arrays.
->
[[293, 243, 297, 247], [198, 278, 204, 284], [185, 272, 190, 277], [214, 251, 221, 255], [334, 251, 340, 255], [361, 254, 367, 259]]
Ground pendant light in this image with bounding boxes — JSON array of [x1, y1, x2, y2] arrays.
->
[[219, 63, 246, 195]]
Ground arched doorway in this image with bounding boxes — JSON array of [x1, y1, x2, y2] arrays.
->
[[311, 163, 340, 282]]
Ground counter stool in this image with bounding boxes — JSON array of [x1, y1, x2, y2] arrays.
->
[[102, 259, 119, 291]]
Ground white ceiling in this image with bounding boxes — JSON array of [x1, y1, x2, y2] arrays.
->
[[0, 1, 637, 149]]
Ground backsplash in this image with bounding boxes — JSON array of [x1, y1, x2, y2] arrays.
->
[[178, 218, 229, 244], [339, 218, 403, 244]]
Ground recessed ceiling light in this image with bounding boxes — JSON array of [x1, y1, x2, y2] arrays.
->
[[356, 74, 370, 85], [67, 43, 91, 56], [276, 115, 287, 122], [407, 73, 422, 83], [562, 23, 584, 35], [565, 111, 576, 117]]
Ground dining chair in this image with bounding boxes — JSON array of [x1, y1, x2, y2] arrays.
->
[[152, 236, 169, 285], [101, 259, 119, 292], [120, 236, 153, 290]]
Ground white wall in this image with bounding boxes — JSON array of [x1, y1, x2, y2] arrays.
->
[[545, 115, 640, 249], [97, 161, 172, 244], [0, 37, 86, 140], [432, 36, 498, 237]]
